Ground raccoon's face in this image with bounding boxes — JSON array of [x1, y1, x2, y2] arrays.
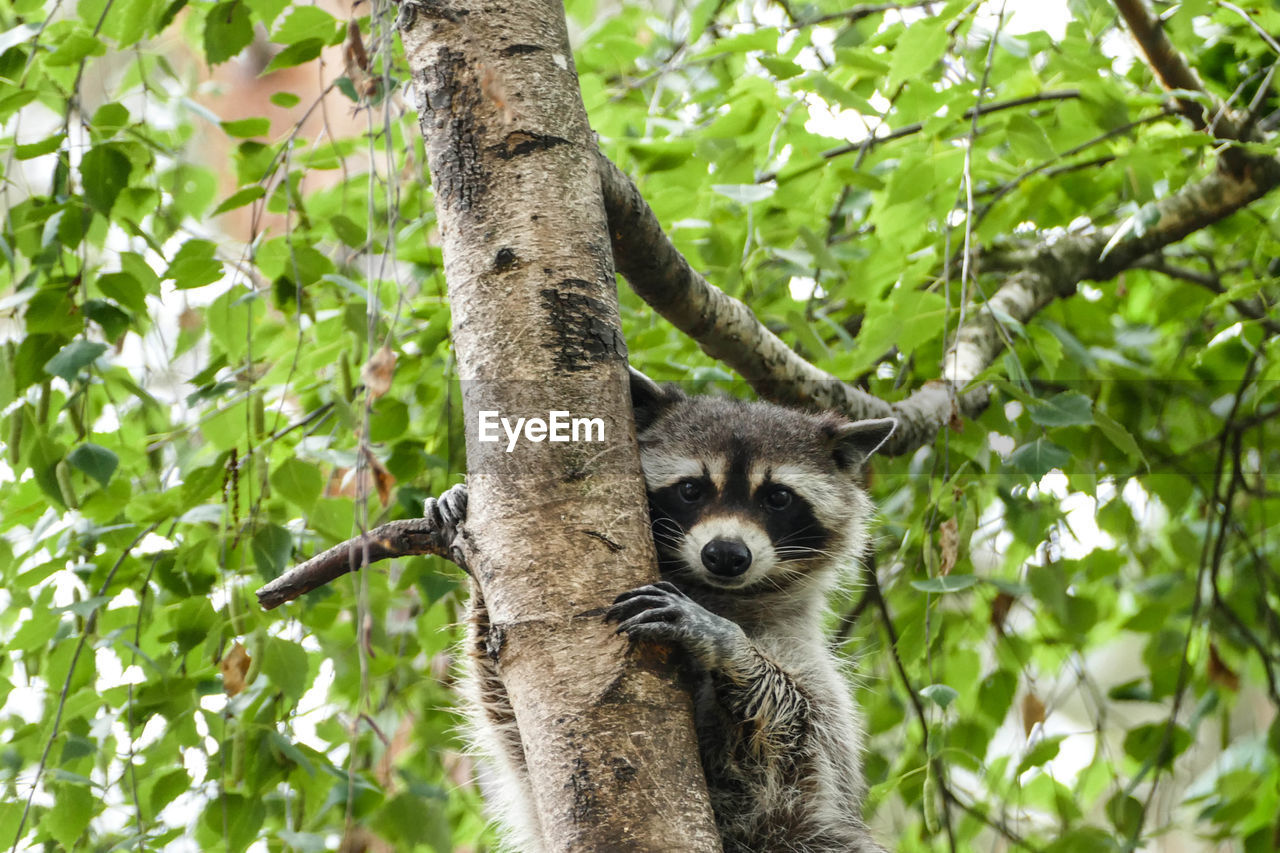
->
[[629, 370, 895, 593]]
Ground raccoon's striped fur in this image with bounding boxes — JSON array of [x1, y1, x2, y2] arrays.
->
[[435, 369, 893, 852]]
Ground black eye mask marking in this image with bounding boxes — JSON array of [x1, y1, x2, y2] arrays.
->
[[756, 482, 829, 560], [648, 477, 714, 565]]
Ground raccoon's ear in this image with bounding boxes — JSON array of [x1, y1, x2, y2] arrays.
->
[[629, 366, 684, 432], [826, 417, 896, 468]]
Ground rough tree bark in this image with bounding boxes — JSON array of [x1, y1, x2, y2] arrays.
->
[[397, 2, 720, 850]]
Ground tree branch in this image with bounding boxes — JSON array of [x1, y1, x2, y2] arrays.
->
[[1112, 0, 1259, 161], [255, 500, 460, 610], [1113, 0, 1215, 128], [598, 143, 1280, 456], [597, 150, 896, 423]]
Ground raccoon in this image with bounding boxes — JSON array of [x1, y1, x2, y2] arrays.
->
[[430, 369, 893, 853]]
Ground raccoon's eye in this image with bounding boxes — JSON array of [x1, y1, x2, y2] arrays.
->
[[677, 480, 703, 503], [764, 486, 793, 511]]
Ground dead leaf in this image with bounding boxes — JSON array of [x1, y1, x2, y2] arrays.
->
[[939, 518, 958, 576], [344, 20, 369, 73], [220, 643, 251, 697], [366, 449, 395, 507], [1208, 643, 1240, 691], [326, 466, 356, 498], [324, 453, 395, 506], [1021, 691, 1046, 737], [361, 345, 397, 398], [990, 591, 1014, 632]]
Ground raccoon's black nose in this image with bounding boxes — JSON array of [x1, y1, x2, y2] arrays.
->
[[701, 539, 752, 577]]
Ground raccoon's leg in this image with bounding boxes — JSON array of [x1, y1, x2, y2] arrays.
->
[[607, 583, 888, 853], [606, 582, 809, 759], [429, 485, 545, 852]]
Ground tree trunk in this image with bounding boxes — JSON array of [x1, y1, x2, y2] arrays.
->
[[398, 3, 721, 850]]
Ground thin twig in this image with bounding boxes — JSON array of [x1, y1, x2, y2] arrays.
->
[[756, 91, 1081, 183], [789, 1, 938, 29]]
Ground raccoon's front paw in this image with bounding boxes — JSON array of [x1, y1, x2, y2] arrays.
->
[[424, 483, 468, 570], [436, 483, 468, 532], [606, 582, 748, 670]]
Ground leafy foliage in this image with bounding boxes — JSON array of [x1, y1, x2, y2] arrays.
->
[[1, 1, 1277, 851]]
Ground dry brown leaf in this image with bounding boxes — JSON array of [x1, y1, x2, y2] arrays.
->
[[325, 466, 356, 498], [990, 591, 1015, 633], [324, 455, 395, 506], [939, 518, 958, 576], [220, 642, 251, 697], [1021, 691, 1046, 737], [366, 450, 395, 507], [1208, 643, 1240, 691], [361, 345, 397, 398]]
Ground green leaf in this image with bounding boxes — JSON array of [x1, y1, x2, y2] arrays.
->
[[221, 117, 271, 138], [1094, 408, 1146, 465], [262, 38, 325, 74], [80, 145, 133, 213], [887, 18, 947, 89], [45, 30, 106, 67], [920, 683, 959, 709], [977, 670, 1018, 722], [270, 459, 323, 511], [101, 0, 159, 47], [91, 102, 130, 136], [67, 443, 118, 487], [1008, 438, 1071, 479], [204, 0, 254, 66], [757, 55, 801, 80], [910, 574, 980, 593], [243, 0, 288, 26], [1017, 735, 1066, 775], [1123, 722, 1190, 767], [81, 298, 129, 338], [1106, 791, 1143, 837], [199, 792, 266, 853], [252, 524, 294, 579], [15, 134, 64, 160], [44, 340, 108, 382], [330, 214, 366, 247], [261, 637, 309, 702], [1028, 393, 1093, 428], [1006, 113, 1057, 160], [165, 239, 224, 289], [46, 784, 95, 849], [147, 768, 191, 816], [206, 288, 264, 361], [270, 6, 343, 45], [96, 271, 147, 314], [212, 185, 266, 215]]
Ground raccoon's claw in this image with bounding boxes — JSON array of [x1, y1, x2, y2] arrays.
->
[[436, 483, 468, 531], [425, 483, 469, 573], [611, 580, 684, 605], [606, 582, 747, 669]]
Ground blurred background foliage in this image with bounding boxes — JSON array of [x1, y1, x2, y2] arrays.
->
[[1, 0, 1278, 850]]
